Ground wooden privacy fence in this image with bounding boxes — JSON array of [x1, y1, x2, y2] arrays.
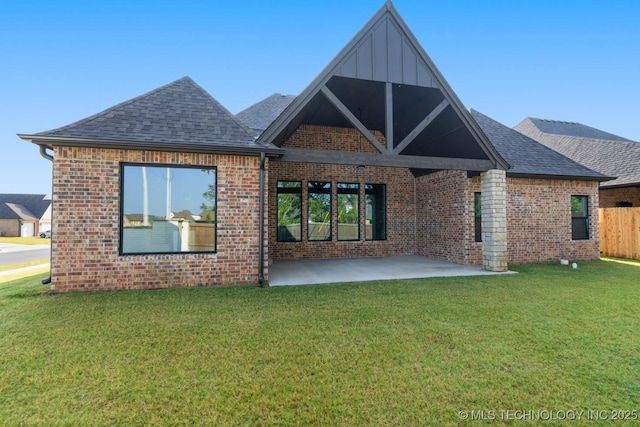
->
[[599, 208, 640, 260]]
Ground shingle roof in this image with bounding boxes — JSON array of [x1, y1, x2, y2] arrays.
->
[[522, 118, 635, 143], [19, 77, 281, 156], [236, 94, 296, 134], [514, 117, 640, 187], [0, 194, 51, 220], [470, 110, 609, 181]]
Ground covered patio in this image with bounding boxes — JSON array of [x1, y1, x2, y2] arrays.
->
[[268, 255, 513, 287]]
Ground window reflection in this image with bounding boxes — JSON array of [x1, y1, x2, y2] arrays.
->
[[121, 164, 217, 254]]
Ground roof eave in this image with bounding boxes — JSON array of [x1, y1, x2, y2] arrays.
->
[[600, 181, 640, 189], [17, 134, 284, 158], [506, 171, 615, 182]]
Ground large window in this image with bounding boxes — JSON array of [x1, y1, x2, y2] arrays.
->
[[474, 192, 482, 242], [365, 184, 386, 240], [308, 182, 331, 241], [277, 181, 302, 242], [571, 195, 590, 240], [337, 183, 359, 241], [121, 164, 217, 254]]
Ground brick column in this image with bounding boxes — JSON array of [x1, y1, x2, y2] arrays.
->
[[481, 170, 508, 272]]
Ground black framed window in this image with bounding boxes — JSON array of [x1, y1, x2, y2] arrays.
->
[[277, 181, 302, 242], [571, 195, 590, 240], [337, 183, 359, 241], [474, 192, 482, 242], [365, 184, 386, 240], [308, 182, 331, 241], [121, 164, 216, 254]]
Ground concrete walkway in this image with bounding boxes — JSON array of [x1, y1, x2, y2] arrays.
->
[[269, 255, 513, 286]]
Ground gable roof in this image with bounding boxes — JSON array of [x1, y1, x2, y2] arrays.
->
[[236, 94, 297, 134], [514, 117, 640, 187], [470, 111, 610, 181], [18, 77, 282, 157], [0, 194, 51, 221], [257, 1, 508, 172]]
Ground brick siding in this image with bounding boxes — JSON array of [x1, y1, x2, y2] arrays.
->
[[50, 146, 266, 292], [49, 127, 603, 292], [415, 170, 601, 265], [269, 125, 415, 260], [600, 187, 640, 208], [469, 176, 601, 264], [415, 170, 474, 264], [0, 220, 20, 237]]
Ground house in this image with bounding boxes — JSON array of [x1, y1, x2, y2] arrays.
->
[[0, 194, 51, 237], [18, 2, 610, 292], [514, 118, 640, 207]]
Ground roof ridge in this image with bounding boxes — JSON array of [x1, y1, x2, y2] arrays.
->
[[35, 77, 195, 136], [184, 78, 256, 139]]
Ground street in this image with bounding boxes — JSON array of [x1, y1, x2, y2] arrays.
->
[[0, 244, 51, 266]]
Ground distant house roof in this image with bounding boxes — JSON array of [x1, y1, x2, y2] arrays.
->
[[236, 94, 297, 134], [470, 111, 610, 181], [0, 194, 51, 221], [514, 117, 640, 188], [18, 77, 282, 157], [520, 118, 635, 143]]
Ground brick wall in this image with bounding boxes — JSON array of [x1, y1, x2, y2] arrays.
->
[[600, 186, 640, 208], [269, 125, 416, 260], [502, 177, 600, 263], [0, 219, 20, 237], [416, 171, 601, 265], [50, 146, 266, 292], [415, 170, 476, 264]]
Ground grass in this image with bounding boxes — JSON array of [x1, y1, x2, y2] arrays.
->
[[0, 236, 50, 245], [1, 260, 639, 425], [0, 259, 49, 273]]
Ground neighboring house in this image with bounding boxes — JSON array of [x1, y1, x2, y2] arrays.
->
[[514, 118, 640, 207], [0, 194, 51, 237], [18, 2, 610, 292]]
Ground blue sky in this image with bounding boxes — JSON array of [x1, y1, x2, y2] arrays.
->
[[2, 0, 639, 195]]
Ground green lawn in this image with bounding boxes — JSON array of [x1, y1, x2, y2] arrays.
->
[[1, 260, 639, 425], [0, 236, 50, 245]]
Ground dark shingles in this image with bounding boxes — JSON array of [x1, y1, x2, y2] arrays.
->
[[524, 118, 635, 143], [30, 77, 279, 153], [515, 117, 640, 187], [0, 194, 51, 220], [236, 94, 297, 134], [470, 110, 609, 180]]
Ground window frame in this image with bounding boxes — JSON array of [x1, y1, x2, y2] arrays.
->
[[276, 180, 303, 242], [337, 183, 360, 241], [365, 183, 387, 241], [474, 192, 482, 243], [119, 162, 218, 255], [571, 195, 590, 240], [308, 181, 332, 241]]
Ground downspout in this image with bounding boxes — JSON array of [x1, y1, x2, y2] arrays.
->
[[39, 145, 53, 285], [258, 152, 266, 286]]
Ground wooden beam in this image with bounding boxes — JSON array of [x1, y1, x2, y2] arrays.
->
[[385, 82, 393, 153], [277, 148, 495, 172], [393, 99, 449, 154], [320, 86, 386, 154]]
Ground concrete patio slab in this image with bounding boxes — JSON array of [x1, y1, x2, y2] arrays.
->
[[268, 255, 514, 286]]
